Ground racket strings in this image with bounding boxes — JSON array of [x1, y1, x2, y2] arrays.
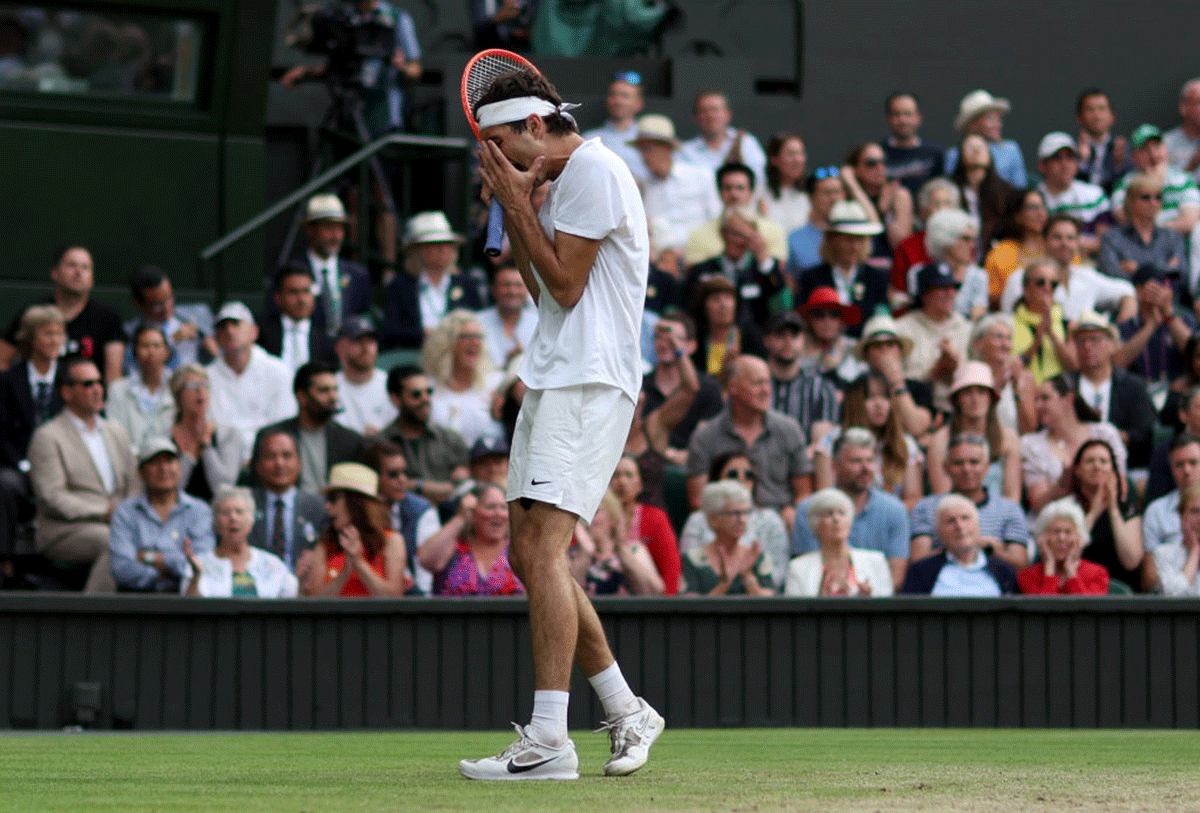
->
[[465, 56, 531, 118]]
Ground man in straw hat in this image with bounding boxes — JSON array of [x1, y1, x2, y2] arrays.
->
[[291, 193, 371, 338], [943, 89, 1027, 187], [461, 62, 663, 780], [630, 112, 720, 253], [380, 211, 483, 350], [855, 313, 935, 437], [796, 200, 888, 338]]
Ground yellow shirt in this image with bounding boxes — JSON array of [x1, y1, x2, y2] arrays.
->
[[1012, 302, 1067, 384]]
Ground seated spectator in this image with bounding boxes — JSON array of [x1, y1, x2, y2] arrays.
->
[[333, 316, 396, 436], [297, 462, 410, 597], [1011, 261, 1077, 384], [1001, 214, 1135, 319], [794, 287, 865, 388], [814, 372, 922, 508], [257, 265, 335, 374], [476, 265, 538, 370], [206, 302, 296, 455], [1062, 311, 1156, 471], [417, 481, 522, 596], [1075, 88, 1129, 194], [679, 452, 790, 589], [795, 427, 910, 589], [681, 479, 774, 595], [28, 355, 137, 593], [950, 133, 1014, 261], [106, 324, 175, 452], [1019, 498, 1110, 595], [640, 310, 716, 467], [0, 306, 64, 564], [1035, 132, 1111, 255], [168, 364, 243, 499], [182, 485, 298, 598], [288, 194, 371, 336], [574, 488, 664, 596], [110, 438, 215, 593], [684, 205, 790, 330], [683, 162, 788, 268], [1153, 480, 1200, 596], [758, 132, 810, 235], [910, 433, 1030, 569], [678, 91, 767, 190], [927, 363, 1022, 503], [1100, 173, 1190, 285], [922, 210, 987, 320], [630, 114, 721, 255], [123, 264, 215, 372], [843, 141, 913, 269], [764, 310, 839, 447], [247, 427, 323, 571], [900, 494, 1018, 596], [1164, 336, 1200, 434], [689, 275, 765, 375], [382, 212, 484, 350], [1150, 386, 1200, 503], [1021, 373, 1127, 515], [1068, 438, 1143, 590], [0, 245, 125, 382], [880, 91, 945, 198], [1142, 433, 1200, 592], [785, 166, 845, 279], [581, 72, 648, 181], [855, 314, 935, 437], [610, 455, 682, 595], [891, 178, 961, 302], [686, 355, 811, 530], [1114, 264, 1195, 387], [945, 90, 1028, 187], [257, 361, 364, 493], [1112, 125, 1200, 237], [368, 439, 438, 595], [896, 263, 972, 413], [785, 486, 893, 596], [422, 310, 503, 447], [796, 201, 889, 338], [985, 188, 1049, 308], [382, 365, 469, 504], [969, 314, 1037, 434], [1165, 79, 1200, 182]]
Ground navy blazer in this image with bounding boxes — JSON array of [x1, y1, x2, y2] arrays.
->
[[268, 258, 373, 336], [0, 360, 63, 467], [796, 262, 891, 338], [1062, 368, 1156, 469], [255, 417, 365, 485], [900, 551, 1018, 595], [248, 485, 327, 570], [381, 270, 487, 349], [255, 313, 338, 367]]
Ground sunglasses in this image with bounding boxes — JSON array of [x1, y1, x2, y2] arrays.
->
[[72, 378, 103, 388], [860, 157, 884, 167], [407, 387, 434, 398], [1028, 277, 1058, 288], [808, 309, 843, 320], [812, 166, 840, 180], [1137, 193, 1164, 201], [612, 71, 641, 85], [724, 468, 757, 481]]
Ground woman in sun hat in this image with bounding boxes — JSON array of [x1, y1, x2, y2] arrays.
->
[[795, 200, 889, 338], [944, 89, 1028, 187], [297, 462, 411, 597]]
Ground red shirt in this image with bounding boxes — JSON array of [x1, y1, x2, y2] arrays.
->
[[631, 503, 682, 595], [1017, 560, 1109, 595], [891, 231, 929, 293]]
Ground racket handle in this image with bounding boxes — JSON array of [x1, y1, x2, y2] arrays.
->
[[485, 198, 505, 257]]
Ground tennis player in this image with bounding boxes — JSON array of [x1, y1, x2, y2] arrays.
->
[[459, 69, 664, 781]]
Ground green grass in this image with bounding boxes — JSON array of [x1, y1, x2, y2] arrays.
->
[[2, 728, 1200, 812]]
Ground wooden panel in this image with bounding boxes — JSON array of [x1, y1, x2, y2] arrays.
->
[[968, 614, 996, 727], [943, 615, 971, 728], [1044, 615, 1074, 728], [691, 616, 719, 728], [311, 616, 340, 728], [210, 618, 239, 730], [262, 617, 292, 730], [186, 617, 217, 729], [867, 613, 896, 727], [918, 616, 945, 727], [792, 615, 819, 726], [665, 614, 694, 725], [817, 616, 846, 726], [34, 616, 64, 727], [1175, 615, 1199, 729], [135, 619, 168, 729], [1095, 614, 1125, 728], [1070, 616, 1098, 728], [1021, 615, 1047, 727], [388, 615, 416, 729], [1147, 615, 1176, 728], [994, 613, 1023, 726], [1121, 617, 1149, 726], [338, 616, 366, 729], [766, 616, 794, 726], [743, 616, 770, 725], [288, 616, 316, 730], [716, 616, 743, 727]]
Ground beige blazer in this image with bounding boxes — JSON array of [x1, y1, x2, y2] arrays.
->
[[27, 410, 138, 548]]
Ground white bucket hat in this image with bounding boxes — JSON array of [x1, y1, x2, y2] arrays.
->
[[404, 211, 465, 248], [305, 193, 348, 223], [955, 90, 1011, 132]]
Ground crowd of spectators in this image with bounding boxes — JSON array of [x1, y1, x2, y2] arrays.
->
[[10, 73, 1200, 601]]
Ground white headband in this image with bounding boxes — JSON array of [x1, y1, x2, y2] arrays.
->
[[475, 96, 581, 129]]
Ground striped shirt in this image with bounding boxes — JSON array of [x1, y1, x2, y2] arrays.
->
[[771, 370, 839, 439], [1038, 179, 1110, 227], [1112, 168, 1200, 225]]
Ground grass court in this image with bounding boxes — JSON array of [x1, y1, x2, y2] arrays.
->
[[2, 727, 1199, 812]]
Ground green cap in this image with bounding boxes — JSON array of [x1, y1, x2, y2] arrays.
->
[[1131, 123, 1163, 150]]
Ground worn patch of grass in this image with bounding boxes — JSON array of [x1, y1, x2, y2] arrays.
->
[[1, 728, 1198, 812]]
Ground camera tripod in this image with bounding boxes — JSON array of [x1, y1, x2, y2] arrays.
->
[[277, 79, 399, 269]]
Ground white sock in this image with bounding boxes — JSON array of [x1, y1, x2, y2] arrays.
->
[[528, 690, 570, 747], [588, 662, 639, 720]]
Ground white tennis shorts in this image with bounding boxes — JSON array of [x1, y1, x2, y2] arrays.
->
[[507, 383, 635, 522]]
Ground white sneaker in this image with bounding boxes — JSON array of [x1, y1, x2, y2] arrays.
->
[[596, 698, 665, 776], [459, 724, 579, 781]]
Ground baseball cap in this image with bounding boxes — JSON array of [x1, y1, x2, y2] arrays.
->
[[137, 436, 179, 466], [215, 301, 254, 325], [337, 315, 377, 341], [470, 436, 509, 463], [1037, 132, 1078, 161], [1131, 124, 1163, 150]]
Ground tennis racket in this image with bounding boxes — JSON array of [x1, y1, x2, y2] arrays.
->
[[461, 48, 541, 257]]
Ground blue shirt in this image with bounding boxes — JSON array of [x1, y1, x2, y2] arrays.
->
[[792, 487, 910, 559], [785, 223, 823, 284], [944, 139, 1028, 187], [931, 549, 1003, 596], [109, 491, 215, 591]]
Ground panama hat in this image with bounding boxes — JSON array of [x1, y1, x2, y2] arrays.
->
[[1069, 310, 1118, 341], [627, 114, 681, 149], [305, 193, 348, 223], [324, 462, 381, 500], [404, 211, 465, 247], [827, 201, 884, 236], [954, 90, 1011, 132], [855, 314, 914, 360]]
